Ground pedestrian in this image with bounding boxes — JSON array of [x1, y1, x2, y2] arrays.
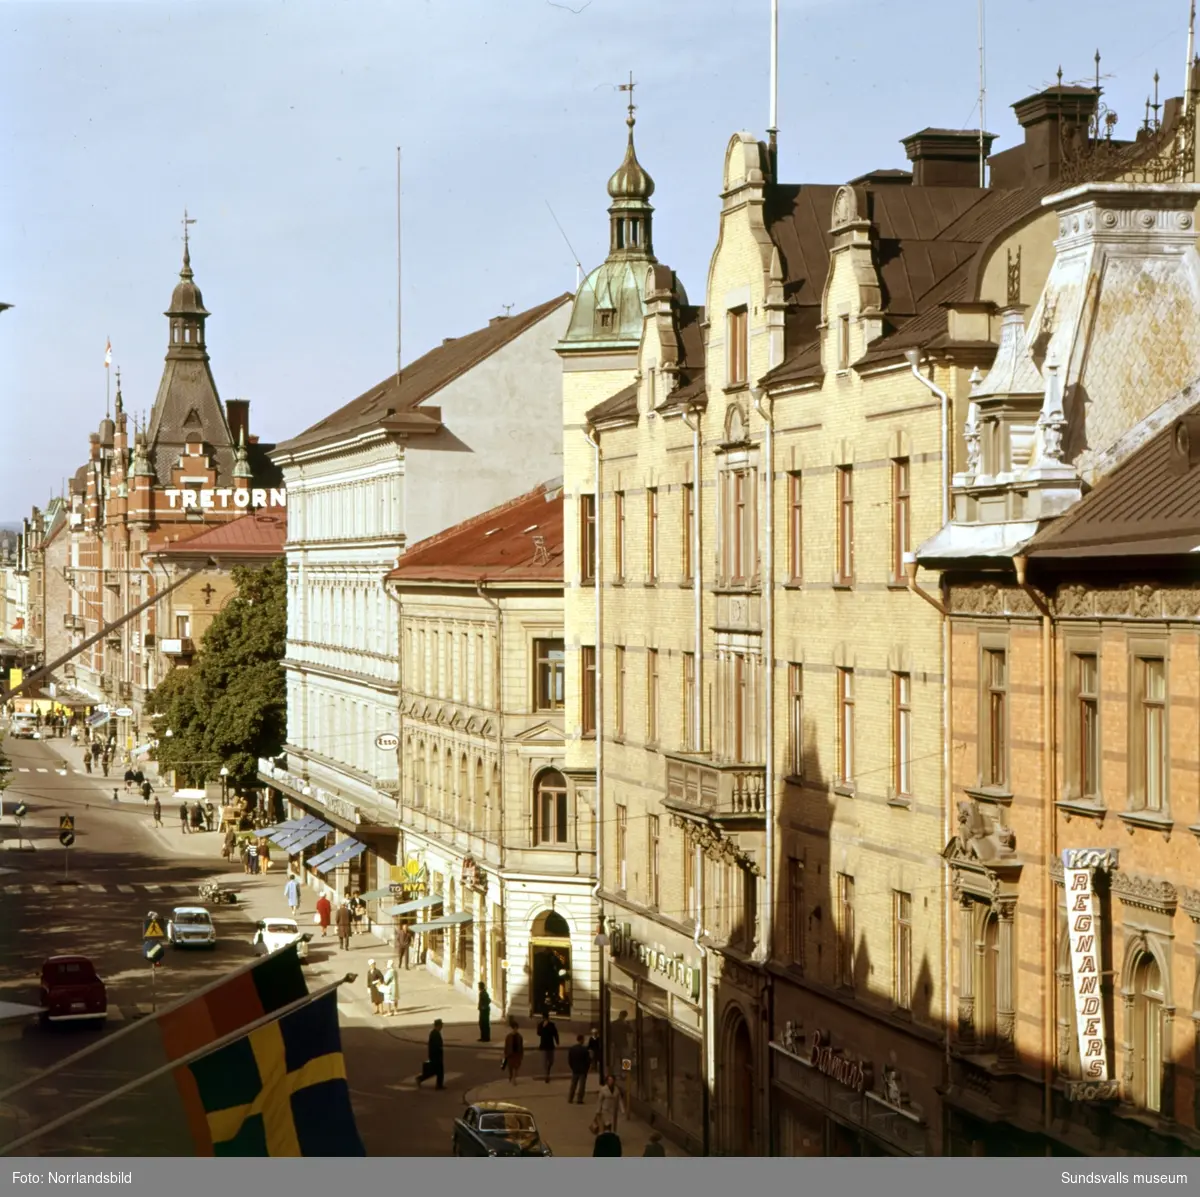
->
[[394, 921, 411, 969], [316, 892, 332, 937], [477, 981, 492, 1042], [133, 769, 144, 787], [502, 1017, 524, 1085], [567, 1033, 590, 1104], [71, 724, 79, 745], [642, 1132, 666, 1157], [258, 839, 271, 874], [223, 826, 236, 860], [284, 873, 301, 916], [415, 1019, 445, 1088], [84, 753, 92, 774], [381, 960, 397, 1017], [179, 801, 189, 834], [101, 754, 110, 777], [123, 767, 134, 792], [336, 899, 352, 950], [141, 779, 152, 804], [595, 1074, 625, 1134], [587, 1027, 602, 1073], [593, 1131, 622, 1157], [191, 803, 203, 831], [152, 796, 162, 827], [537, 1011, 559, 1082], [92, 741, 102, 762], [366, 959, 384, 1015], [245, 841, 258, 874], [204, 801, 215, 832]]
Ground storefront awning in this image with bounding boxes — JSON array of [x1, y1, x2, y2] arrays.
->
[[269, 816, 319, 846], [415, 912, 473, 933], [306, 839, 350, 869], [273, 817, 330, 849], [263, 818, 305, 838], [315, 840, 366, 875], [358, 887, 394, 902], [133, 741, 155, 758], [87, 711, 110, 729], [286, 825, 333, 854], [388, 894, 443, 916]]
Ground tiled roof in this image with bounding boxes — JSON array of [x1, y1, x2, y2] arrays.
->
[[153, 511, 288, 559], [386, 482, 563, 586], [275, 294, 572, 457]]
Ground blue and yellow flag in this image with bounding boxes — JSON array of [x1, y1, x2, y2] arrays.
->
[[185, 990, 364, 1156]]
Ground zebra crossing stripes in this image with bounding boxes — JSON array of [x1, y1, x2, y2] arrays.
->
[[1, 880, 206, 897]]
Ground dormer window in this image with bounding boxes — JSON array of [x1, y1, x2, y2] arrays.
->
[[598, 310, 614, 331]]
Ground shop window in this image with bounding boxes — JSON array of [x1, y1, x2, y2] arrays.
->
[[534, 638, 565, 712], [533, 769, 568, 845]]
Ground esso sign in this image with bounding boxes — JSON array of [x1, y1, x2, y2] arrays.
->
[[374, 733, 399, 751]]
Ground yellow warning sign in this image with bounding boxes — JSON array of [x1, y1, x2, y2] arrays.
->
[[144, 918, 167, 940], [59, 815, 75, 832]]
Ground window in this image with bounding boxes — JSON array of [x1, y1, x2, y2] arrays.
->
[[1132, 952, 1165, 1113], [684, 837, 697, 920], [475, 631, 485, 705], [787, 664, 804, 777], [836, 466, 854, 584], [787, 472, 803, 582], [646, 648, 660, 745], [787, 858, 804, 968], [723, 468, 756, 584], [615, 646, 626, 737], [646, 487, 659, 583], [1134, 657, 1167, 813], [837, 313, 851, 370], [648, 815, 660, 907], [976, 911, 1000, 1049], [836, 873, 855, 989], [893, 891, 913, 1011], [534, 638, 565, 712], [534, 769, 569, 845], [614, 492, 626, 581], [727, 307, 748, 387], [983, 649, 1008, 789], [683, 652, 696, 750], [580, 493, 597, 584], [175, 613, 191, 639], [682, 483, 695, 582], [432, 630, 441, 697], [731, 652, 750, 761], [458, 631, 468, 701], [893, 672, 912, 798], [837, 668, 855, 785], [616, 805, 628, 890], [891, 458, 910, 581], [581, 645, 597, 736], [1074, 653, 1100, 801]]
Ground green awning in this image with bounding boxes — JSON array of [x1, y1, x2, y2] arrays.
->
[[414, 912, 473, 933], [386, 894, 443, 917], [358, 888, 394, 902]]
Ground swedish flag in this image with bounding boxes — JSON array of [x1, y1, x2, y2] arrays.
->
[[186, 991, 365, 1156]]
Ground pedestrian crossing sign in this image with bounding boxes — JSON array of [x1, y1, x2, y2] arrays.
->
[[59, 814, 75, 832], [143, 916, 167, 940]]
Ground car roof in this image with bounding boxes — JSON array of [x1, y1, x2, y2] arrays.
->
[[472, 1101, 534, 1114], [172, 906, 211, 915], [264, 916, 298, 924], [45, 954, 94, 965]]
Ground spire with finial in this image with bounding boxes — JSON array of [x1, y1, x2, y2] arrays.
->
[[233, 425, 251, 481], [114, 367, 124, 416], [605, 71, 656, 260]]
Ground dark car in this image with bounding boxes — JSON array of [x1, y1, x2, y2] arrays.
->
[[39, 955, 107, 1025], [452, 1101, 552, 1157]]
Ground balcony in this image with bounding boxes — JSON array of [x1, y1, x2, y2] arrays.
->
[[663, 751, 766, 826], [159, 638, 195, 658], [118, 681, 133, 702], [102, 569, 120, 590], [63, 613, 84, 631]]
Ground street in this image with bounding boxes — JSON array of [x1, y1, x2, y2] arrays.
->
[[0, 732, 564, 1156]]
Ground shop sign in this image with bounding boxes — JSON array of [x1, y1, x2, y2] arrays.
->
[[460, 856, 486, 892], [390, 857, 427, 894], [809, 1031, 869, 1094], [163, 487, 287, 510], [608, 920, 701, 1004], [315, 787, 358, 825], [1063, 847, 1118, 1088]]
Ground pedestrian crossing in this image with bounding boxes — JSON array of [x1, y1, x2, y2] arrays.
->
[[0, 880, 208, 897], [15, 766, 112, 778]]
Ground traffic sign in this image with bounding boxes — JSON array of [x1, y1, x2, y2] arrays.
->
[[59, 830, 75, 848], [374, 733, 399, 751], [143, 914, 168, 940], [114, 707, 134, 718], [59, 815, 75, 832], [13, 802, 27, 819], [143, 940, 166, 963], [621, 1058, 632, 1072]]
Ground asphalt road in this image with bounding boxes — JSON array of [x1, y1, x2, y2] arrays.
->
[[0, 732, 518, 1157]]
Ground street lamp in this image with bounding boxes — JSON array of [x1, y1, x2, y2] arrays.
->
[[219, 765, 229, 803]]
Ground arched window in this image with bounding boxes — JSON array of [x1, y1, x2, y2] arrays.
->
[[491, 764, 501, 839], [975, 910, 1000, 1050], [412, 740, 425, 808], [1132, 952, 1165, 1112], [442, 748, 453, 819], [475, 757, 485, 827], [534, 769, 569, 846], [459, 754, 469, 826]]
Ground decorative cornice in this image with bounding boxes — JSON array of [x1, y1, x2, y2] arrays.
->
[[1111, 870, 1177, 914]]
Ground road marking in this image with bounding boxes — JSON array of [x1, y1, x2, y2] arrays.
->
[[107, 1005, 125, 1023], [143, 884, 161, 893], [17, 767, 29, 773], [171, 883, 195, 892], [56, 769, 67, 776], [31, 884, 50, 893], [87, 884, 106, 893], [35, 768, 47, 774], [117, 885, 135, 893]]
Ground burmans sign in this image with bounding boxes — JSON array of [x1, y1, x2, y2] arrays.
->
[[1063, 847, 1118, 1086], [809, 1030, 870, 1094], [163, 488, 286, 510], [608, 921, 702, 1004]]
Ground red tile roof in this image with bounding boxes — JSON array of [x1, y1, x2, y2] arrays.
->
[[153, 511, 287, 560], [386, 483, 563, 586]]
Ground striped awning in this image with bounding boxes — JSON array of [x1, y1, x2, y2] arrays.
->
[[262, 818, 305, 838], [387, 894, 443, 917], [415, 912, 473, 933], [315, 840, 366, 875], [357, 887, 394, 902], [286, 825, 333, 854], [306, 839, 351, 869], [272, 816, 330, 849]]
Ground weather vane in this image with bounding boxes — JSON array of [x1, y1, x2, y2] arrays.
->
[[182, 207, 196, 255], [619, 71, 636, 125]]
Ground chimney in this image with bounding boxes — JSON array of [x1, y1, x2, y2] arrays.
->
[[488, 315, 510, 327], [226, 399, 250, 445], [901, 129, 996, 187], [1005, 85, 1099, 186]]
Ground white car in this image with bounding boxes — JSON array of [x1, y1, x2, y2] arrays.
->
[[167, 906, 217, 949], [9, 714, 38, 740], [252, 917, 310, 960]]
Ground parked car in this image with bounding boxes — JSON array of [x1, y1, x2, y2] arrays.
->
[[9, 713, 38, 740], [251, 917, 311, 960], [167, 906, 217, 949], [452, 1102, 552, 1157], [39, 955, 107, 1024]]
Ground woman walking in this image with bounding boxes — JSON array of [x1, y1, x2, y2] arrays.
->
[[366, 960, 384, 1015], [315, 892, 332, 937], [381, 960, 397, 1017], [502, 1017, 525, 1085]]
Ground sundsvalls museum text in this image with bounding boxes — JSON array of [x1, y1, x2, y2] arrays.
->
[[11, 1172, 133, 1185], [1060, 1173, 1189, 1185]]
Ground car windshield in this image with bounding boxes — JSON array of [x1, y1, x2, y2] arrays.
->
[[49, 961, 96, 982], [265, 923, 296, 936], [175, 912, 211, 926], [479, 1113, 537, 1134]]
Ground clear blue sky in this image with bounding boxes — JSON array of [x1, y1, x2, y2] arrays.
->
[[0, 0, 1189, 518]]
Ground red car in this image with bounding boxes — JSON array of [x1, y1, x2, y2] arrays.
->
[[39, 955, 107, 1025]]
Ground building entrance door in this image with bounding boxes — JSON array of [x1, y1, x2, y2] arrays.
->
[[529, 909, 573, 1015]]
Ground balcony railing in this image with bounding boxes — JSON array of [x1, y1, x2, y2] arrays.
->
[[63, 613, 84, 631], [102, 569, 121, 590], [159, 638, 195, 657], [663, 752, 766, 823]]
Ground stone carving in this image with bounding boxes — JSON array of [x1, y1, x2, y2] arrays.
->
[[881, 1064, 905, 1109], [1036, 364, 1067, 463], [1006, 588, 1038, 616], [997, 1012, 1017, 1058], [780, 1020, 801, 1054], [1095, 588, 1131, 616], [1111, 871, 1178, 913], [1131, 584, 1159, 619], [831, 185, 857, 228], [1162, 587, 1200, 618], [671, 814, 762, 875], [1055, 584, 1093, 617], [980, 584, 1004, 616], [951, 800, 1017, 863], [958, 996, 976, 1042], [964, 399, 982, 477]]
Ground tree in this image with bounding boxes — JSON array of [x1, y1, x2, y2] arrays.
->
[[147, 558, 286, 789]]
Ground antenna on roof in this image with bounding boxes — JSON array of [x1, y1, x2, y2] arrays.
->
[[978, 0, 987, 187], [396, 146, 403, 384], [1186, 0, 1196, 116], [767, 0, 779, 182], [545, 200, 585, 290]]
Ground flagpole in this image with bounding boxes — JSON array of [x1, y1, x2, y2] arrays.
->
[[0, 946, 306, 1105], [0, 978, 352, 1157]]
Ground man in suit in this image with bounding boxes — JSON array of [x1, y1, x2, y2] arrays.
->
[[416, 1018, 445, 1089]]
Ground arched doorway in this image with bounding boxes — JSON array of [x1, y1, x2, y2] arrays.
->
[[721, 1008, 755, 1155], [529, 909, 572, 1016]]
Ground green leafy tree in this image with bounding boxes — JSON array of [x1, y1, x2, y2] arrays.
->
[[147, 558, 286, 789]]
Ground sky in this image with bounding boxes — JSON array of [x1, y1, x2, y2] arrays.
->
[[0, 0, 1192, 519]]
